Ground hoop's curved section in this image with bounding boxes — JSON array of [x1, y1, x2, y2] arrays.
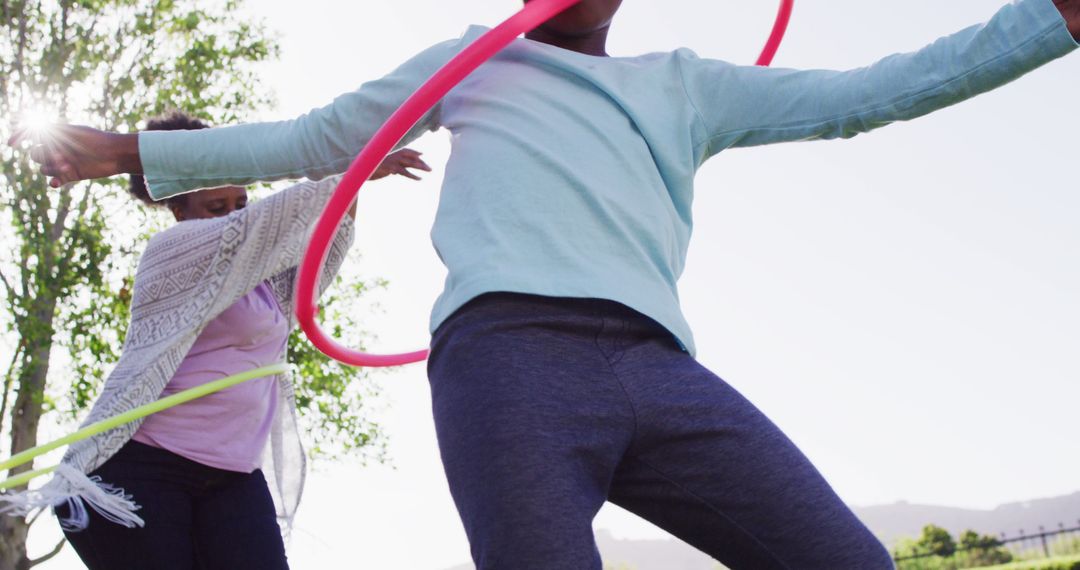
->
[[296, 0, 796, 368], [295, 0, 582, 368], [756, 0, 795, 66]]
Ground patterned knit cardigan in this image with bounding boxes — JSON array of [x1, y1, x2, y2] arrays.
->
[[0, 175, 353, 531]]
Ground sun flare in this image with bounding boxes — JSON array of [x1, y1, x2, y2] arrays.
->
[[16, 105, 60, 138]]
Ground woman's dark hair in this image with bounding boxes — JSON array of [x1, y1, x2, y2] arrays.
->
[[128, 111, 210, 208]]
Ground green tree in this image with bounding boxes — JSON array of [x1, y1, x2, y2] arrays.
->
[[288, 276, 388, 461], [958, 529, 1013, 567], [919, 524, 958, 558], [0, 2, 382, 568]]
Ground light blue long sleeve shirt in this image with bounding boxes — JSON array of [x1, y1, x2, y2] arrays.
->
[[142, 0, 1076, 355]]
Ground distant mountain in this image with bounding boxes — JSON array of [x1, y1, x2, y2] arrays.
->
[[594, 530, 723, 570], [442, 491, 1080, 570], [854, 491, 1080, 546]]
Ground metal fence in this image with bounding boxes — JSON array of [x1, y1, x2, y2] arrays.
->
[[893, 521, 1080, 570]]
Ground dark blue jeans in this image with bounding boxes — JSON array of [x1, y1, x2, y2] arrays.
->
[[56, 441, 288, 570], [429, 293, 893, 570]]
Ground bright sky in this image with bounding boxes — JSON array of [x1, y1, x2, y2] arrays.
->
[[32, 0, 1080, 568]]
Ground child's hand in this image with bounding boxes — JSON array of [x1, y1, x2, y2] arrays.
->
[[7, 125, 141, 188], [371, 148, 432, 181], [1055, 0, 1080, 40]]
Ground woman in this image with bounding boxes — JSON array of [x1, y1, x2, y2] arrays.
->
[[47, 111, 430, 570]]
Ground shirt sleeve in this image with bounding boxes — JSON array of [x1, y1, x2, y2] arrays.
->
[[138, 175, 350, 327], [679, 0, 1078, 162], [267, 218, 355, 329], [140, 37, 466, 200]]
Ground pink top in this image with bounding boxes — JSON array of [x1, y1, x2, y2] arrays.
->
[[133, 282, 288, 473]]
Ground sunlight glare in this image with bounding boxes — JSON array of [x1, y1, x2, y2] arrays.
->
[[17, 105, 60, 138]]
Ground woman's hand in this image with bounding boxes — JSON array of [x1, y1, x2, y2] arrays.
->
[[1055, 0, 1080, 40], [370, 148, 432, 181], [349, 148, 431, 218], [8, 124, 141, 188]]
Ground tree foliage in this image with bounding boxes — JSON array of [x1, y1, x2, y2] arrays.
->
[[958, 530, 1013, 567], [895, 525, 1015, 570], [0, 2, 383, 568], [288, 275, 388, 462], [919, 524, 959, 558]]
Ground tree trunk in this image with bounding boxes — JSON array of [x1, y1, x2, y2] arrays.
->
[[0, 297, 57, 570], [0, 516, 30, 570], [9, 306, 54, 476]]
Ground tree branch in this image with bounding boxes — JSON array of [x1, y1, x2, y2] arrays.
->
[[0, 268, 17, 305], [18, 235, 33, 302], [55, 1, 74, 112], [28, 537, 65, 567], [13, 0, 31, 85], [98, 18, 151, 128], [9, 177, 34, 300], [32, 186, 54, 295], [50, 184, 72, 243], [52, 182, 90, 286], [0, 338, 24, 439]]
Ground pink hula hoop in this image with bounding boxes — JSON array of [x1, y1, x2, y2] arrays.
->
[[295, 0, 795, 368]]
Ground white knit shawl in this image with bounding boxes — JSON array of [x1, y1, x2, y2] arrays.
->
[[1, 175, 353, 533]]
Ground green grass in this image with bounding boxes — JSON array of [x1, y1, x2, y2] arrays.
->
[[1052, 537, 1080, 557], [972, 554, 1080, 570]]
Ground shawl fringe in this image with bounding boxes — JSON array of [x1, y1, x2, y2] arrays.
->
[[0, 464, 143, 531]]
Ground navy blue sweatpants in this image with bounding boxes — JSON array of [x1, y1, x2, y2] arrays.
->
[[428, 293, 893, 570]]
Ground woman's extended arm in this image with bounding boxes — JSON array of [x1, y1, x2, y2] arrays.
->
[[134, 175, 350, 331], [11, 37, 461, 195]]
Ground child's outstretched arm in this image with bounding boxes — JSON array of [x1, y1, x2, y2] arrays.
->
[[10, 37, 462, 197], [682, 0, 1080, 160]]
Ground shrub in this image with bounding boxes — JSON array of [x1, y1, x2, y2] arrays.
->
[[974, 554, 1080, 570]]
